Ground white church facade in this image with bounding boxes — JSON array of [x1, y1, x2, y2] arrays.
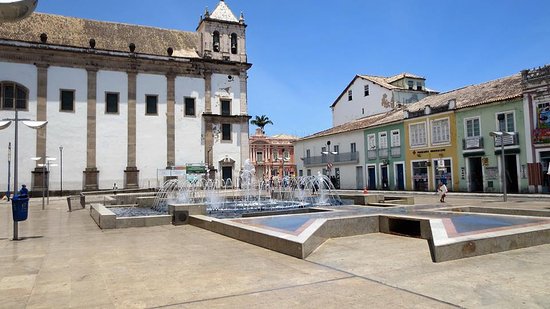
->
[[0, 1, 251, 193]]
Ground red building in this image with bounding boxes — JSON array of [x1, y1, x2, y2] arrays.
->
[[249, 129, 298, 181]]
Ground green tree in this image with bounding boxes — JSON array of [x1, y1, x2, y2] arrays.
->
[[250, 115, 273, 134]]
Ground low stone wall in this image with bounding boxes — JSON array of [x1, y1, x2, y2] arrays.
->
[[90, 203, 171, 229], [167, 203, 207, 215], [137, 196, 156, 207], [90, 204, 116, 229]]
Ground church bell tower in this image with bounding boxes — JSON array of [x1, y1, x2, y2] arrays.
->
[[197, 0, 247, 63]]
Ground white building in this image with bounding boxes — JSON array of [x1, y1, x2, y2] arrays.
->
[[293, 111, 395, 190], [0, 1, 251, 193], [331, 73, 433, 126]]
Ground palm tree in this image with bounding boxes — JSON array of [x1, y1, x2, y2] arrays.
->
[[250, 115, 273, 134]]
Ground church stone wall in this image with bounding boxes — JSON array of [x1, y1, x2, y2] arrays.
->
[[0, 62, 38, 189], [136, 73, 168, 186], [46, 66, 88, 190], [174, 76, 206, 167], [95, 70, 129, 189]]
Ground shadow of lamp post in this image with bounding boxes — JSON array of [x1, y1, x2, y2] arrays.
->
[[489, 131, 515, 202], [0, 110, 47, 240]]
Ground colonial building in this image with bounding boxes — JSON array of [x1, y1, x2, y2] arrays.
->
[[363, 110, 405, 191], [0, 0, 251, 192], [330, 73, 434, 127], [295, 111, 404, 190], [299, 70, 536, 193], [249, 129, 298, 181], [404, 73, 527, 193], [294, 120, 365, 190], [522, 64, 550, 193]]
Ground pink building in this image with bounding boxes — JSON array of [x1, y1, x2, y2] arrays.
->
[[249, 129, 298, 181]]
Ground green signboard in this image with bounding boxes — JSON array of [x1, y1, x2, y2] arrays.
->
[[186, 165, 206, 174]]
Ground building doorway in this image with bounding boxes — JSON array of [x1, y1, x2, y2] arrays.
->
[[505, 154, 518, 193], [540, 151, 550, 193], [367, 165, 376, 190], [380, 165, 389, 190], [356, 166, 364, 190], [468, 157, 483, 192], [433, 158, 452, 191], [412, 161, 428, 191], [395, 163, 405, 190], [222, 166, 233, 184], [334, 167, 341, 189]]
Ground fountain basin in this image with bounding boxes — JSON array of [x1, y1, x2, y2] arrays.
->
[[90, 204, 172, 229]]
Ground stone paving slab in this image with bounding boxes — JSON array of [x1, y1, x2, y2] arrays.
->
[[1, 194, 550, 308], [307, 233, 550, 308]]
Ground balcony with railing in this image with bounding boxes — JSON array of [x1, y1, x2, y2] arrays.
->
[[390, 146, 401, 158], [303, 151, 359, 167], [462, 136, 484, 150], [378, 148, 389, 159], [367, 149, 377, 160]]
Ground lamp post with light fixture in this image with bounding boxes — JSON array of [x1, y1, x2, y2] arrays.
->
[[0, 109, 47, 240], [6, 142, 11, 201], [321, 141, 338, 183], [489, 131, 515, 202], [0, 0, 38, 22], [59, 145, 63, 197]]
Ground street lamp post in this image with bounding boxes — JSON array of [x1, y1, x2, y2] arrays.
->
[[45, 158, 57, 204], [322, 141, 338, 185], [7, 142, 11, 201], [0, 109, 47, 240], [489, 131, 514, 202], [59, 145, 63, 197]]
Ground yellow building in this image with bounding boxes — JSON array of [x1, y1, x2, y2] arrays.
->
[[403, 103, 459, 191]]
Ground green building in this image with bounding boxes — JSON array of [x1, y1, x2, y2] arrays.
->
[[452, 74, 529, 193], [363, 109, 405, 190]]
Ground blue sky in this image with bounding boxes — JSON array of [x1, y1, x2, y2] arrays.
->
[[36, 0, 550, 137]]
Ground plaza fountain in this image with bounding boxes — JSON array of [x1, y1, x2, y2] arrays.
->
[[89, 160, 550, 263], [100, 159, 342, 222], [149, 159, 342, 218]]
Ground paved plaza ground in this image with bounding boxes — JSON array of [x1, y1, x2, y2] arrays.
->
[[1, 193, 549, 308]]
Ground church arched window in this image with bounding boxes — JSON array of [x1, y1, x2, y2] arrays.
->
[[1, 81, 28, 110], [230, 33, 238, 54], [213, 31, 220, 52]]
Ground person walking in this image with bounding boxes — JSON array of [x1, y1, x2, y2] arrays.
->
[[438, 182, 448, 203]]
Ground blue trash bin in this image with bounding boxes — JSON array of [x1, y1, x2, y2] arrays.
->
[[12, 195, 29, 222]]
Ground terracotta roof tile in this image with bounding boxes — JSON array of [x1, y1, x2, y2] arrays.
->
[[299, 109, 403, 141], [405, 73, 522, 113], [386, 72, 425, 84], [0, 12, 200, 57]]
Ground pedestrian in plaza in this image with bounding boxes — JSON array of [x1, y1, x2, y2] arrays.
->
[[438, 182, 448, 203]]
